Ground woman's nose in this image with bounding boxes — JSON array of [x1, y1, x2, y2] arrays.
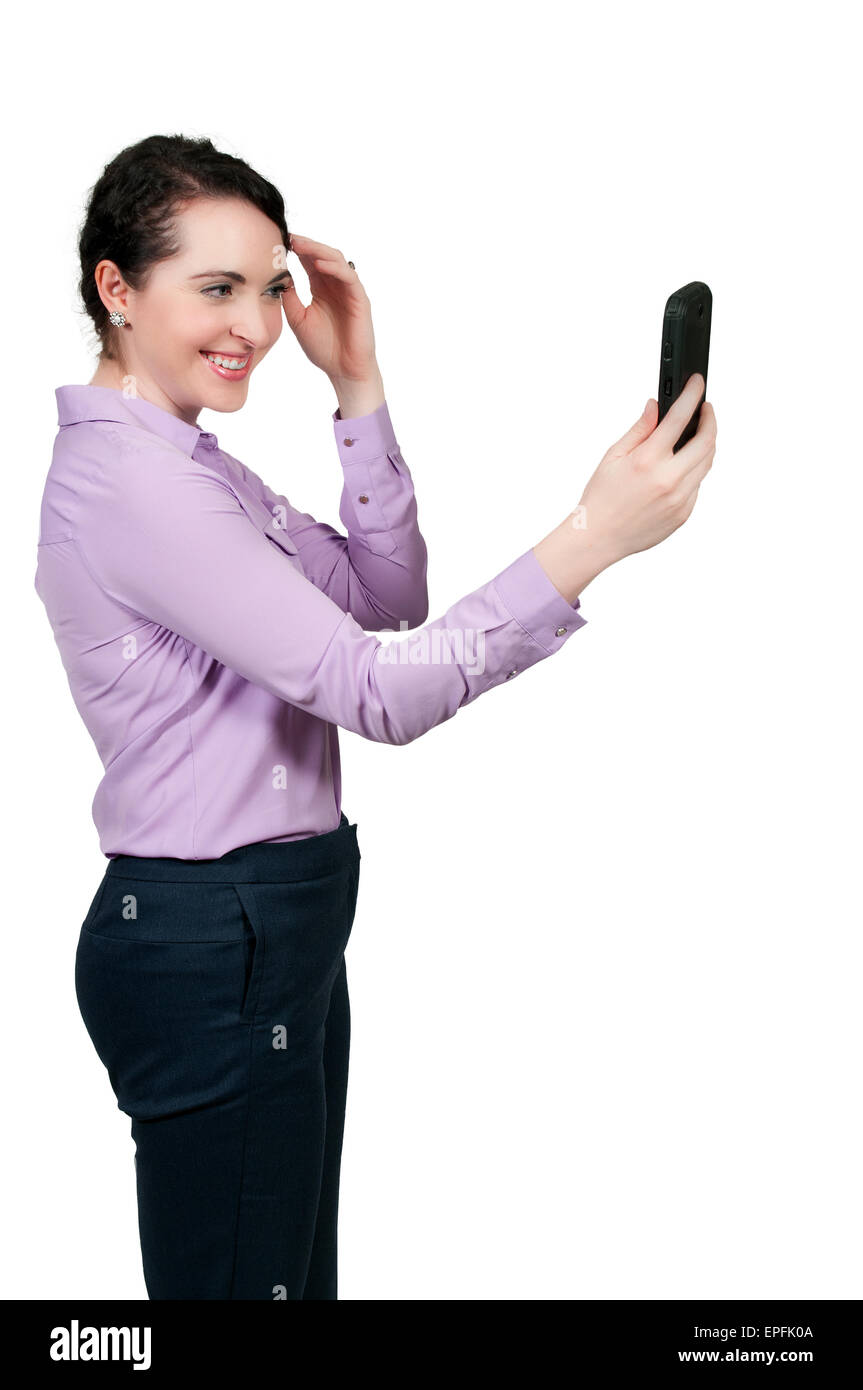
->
[[231, 308, 272, 348]]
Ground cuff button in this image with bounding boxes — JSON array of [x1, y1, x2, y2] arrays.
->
[[555, 626, 567, 636], [343, 437, 355, 446], [506, 668, 518, 679]]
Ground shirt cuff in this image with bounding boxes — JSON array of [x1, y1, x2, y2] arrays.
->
[[333, 399, 412, 559], [492, 547, 588, 656], [332, 398, 398, 465]]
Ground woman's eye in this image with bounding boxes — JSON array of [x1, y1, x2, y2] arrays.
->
[[201, 283, 288, 300]]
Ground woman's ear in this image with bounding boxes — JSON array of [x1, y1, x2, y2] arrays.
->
[[94, 259, 132, 322]]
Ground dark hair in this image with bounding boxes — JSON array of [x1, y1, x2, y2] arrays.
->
[[78, 134, 291, 361]]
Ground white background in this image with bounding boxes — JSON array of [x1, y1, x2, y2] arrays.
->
[[4, 0, 860, 1300]]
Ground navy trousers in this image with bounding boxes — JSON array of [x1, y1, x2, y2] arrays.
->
[[74, 811, 361, 1300]]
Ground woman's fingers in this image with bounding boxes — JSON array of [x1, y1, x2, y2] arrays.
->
[[290, 232, 349, 263], [647, 373, 706, 459], [308, 258, 359, 283], [660, 401, 717, 489]]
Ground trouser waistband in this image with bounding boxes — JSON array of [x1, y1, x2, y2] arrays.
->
[[105, 811, 359, 883]]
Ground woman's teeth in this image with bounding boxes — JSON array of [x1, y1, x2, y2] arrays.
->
[[203, 353, 247, 369]]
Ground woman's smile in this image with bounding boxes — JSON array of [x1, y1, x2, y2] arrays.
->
[[199, 348, 253, 381]]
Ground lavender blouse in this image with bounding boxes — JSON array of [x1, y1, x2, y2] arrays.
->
[[34, 386, 587, 858]]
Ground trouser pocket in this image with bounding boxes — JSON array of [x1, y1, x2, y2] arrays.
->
[[74, 879, 252, 1121], [229, 865, 359, 1041], [232, 883, 267, 1022]]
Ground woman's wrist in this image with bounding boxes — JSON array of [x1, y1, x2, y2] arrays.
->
[[533, 511, 619, 605], [331, 367, 385, 420]]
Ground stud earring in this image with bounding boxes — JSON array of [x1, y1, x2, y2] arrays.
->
[[109, 310, 127, 327]]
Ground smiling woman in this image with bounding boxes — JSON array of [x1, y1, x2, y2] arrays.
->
[[81, 150, 293, 419], [39, 127, 685, 1306]]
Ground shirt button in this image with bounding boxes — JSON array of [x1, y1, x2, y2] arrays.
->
[[555, 626, 567, 636], [506, 668, 518, 679], [343, 437, 355, 446], [358, 494, 369, 504]]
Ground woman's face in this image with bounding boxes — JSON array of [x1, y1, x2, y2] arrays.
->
[[96, 196, 291, 422]]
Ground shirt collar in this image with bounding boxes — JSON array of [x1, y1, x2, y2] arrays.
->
[[55, 385, 214, 456]]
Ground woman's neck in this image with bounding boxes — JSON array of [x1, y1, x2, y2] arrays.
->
[[89, 358, 126, 390], [86, 357, 201, 428]]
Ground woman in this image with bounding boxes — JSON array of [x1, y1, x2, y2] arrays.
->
[[34, 134, 716, 1301]]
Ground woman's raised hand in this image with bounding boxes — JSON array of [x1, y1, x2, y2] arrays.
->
[[280, 233, 379, 388]]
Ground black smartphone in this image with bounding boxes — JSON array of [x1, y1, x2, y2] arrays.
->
[[657, 281, 712, 453]]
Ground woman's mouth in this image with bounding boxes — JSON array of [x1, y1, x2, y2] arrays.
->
[[200, 350, 252, 382]]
